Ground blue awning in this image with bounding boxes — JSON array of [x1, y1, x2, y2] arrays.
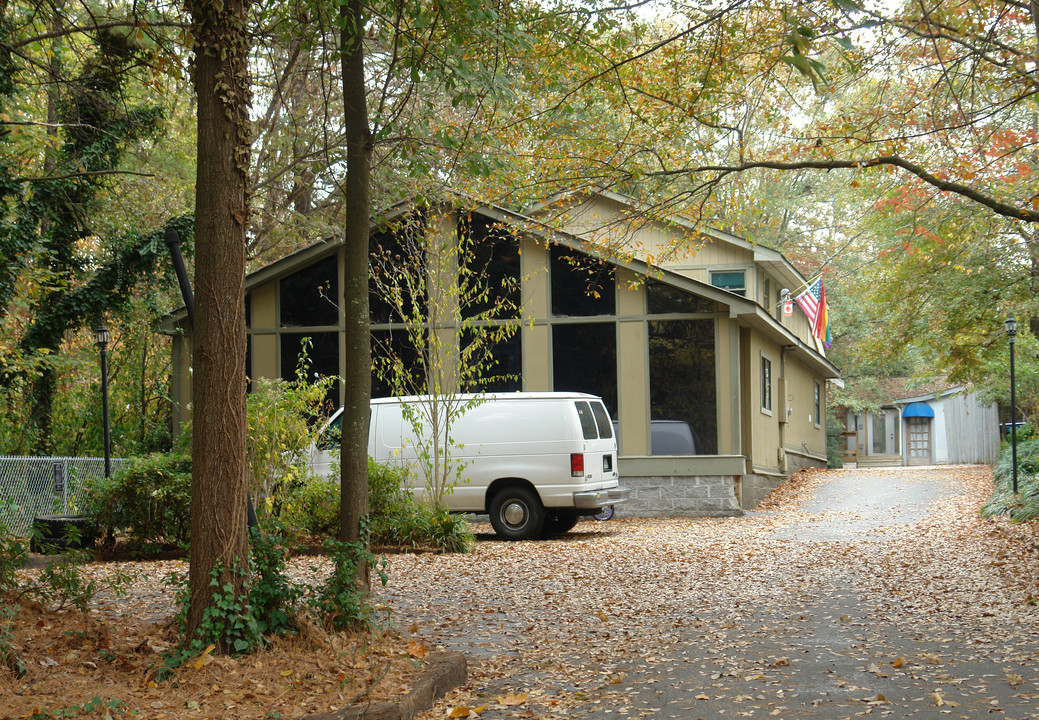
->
[[903, 402, 935, 418]]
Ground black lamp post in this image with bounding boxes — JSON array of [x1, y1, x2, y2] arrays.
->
[[95, 322, 112, 478], [1005, 315, 1018, 494]]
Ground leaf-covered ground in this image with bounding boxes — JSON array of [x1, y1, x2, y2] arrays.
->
[[2, 563, 424, 719], [3, 465, 1037, 719], [382, 466, 1038, 719]]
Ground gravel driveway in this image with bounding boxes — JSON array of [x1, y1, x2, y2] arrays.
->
[[377, 466, 1039, 720]]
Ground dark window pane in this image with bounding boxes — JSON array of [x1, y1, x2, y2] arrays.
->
[[461, 329, 522, 393], [551, 245, 615, 317], [280, 332, 340, 412], [710, 271, 745, 296], [591, 401, 614, 439], [761, 357, 772, 411], [280, 255, 338, 327], [460, 214, 520, 319], [574, 401, 599, 439], [649, 319, 716, 455], [552, 323, 617, 416], [647, 278, 718, 314], [370, 219, 427, 325], [371, 328, 424, 398], [245, 294, 251, 328]]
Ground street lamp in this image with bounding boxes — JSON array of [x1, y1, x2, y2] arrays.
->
[[95, 321, 112, 479], [1005, 315, 1018, 494]]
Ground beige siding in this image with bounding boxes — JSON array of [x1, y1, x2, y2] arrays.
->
[[716, 317, 740, 457], [251, 283, 277, 331], [616, 269, 649, 454], [520, 237, 550, 390], [665, 240, 753, 271], [749, 334, 782, 475], [251, 334, 278, 381], [782, 358, 827, 461]]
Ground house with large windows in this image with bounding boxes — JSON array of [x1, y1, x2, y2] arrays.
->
[[163, 190, 840, 515]]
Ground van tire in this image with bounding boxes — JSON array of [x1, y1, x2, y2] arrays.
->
[[489, 487, 545, 540], [542, 510, 580, 536]]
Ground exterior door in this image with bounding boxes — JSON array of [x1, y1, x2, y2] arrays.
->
[[869, 410, 900, 457], [907, 417, 932, 466]]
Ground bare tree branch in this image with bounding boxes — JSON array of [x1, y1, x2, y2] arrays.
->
[[656, 155, 1039, 223]]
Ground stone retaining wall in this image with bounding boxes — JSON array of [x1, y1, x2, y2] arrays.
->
[[739, 473, 785, 510], [616, 474, 742, 518]]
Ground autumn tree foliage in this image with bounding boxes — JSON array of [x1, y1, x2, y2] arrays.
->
[[439, 0, 1039, 396], [0, 2, 193, 455]]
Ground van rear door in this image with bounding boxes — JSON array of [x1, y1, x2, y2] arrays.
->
[[573, 399, 618, 486]]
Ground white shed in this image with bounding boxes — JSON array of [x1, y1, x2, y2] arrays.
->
[[845, 384, 999, 467]]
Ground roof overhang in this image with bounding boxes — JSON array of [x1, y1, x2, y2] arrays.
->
[[160, 198, 839, 381], [526, 188, 813, 293]]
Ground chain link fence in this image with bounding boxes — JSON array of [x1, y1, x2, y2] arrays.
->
[[0, 456, 126, 535]]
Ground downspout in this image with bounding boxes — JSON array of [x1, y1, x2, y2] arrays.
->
[[779, 346, 793, 474], [165, 228, 258, 529]]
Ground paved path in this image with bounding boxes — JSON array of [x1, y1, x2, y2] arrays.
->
[[377, 467, 1039, 719]]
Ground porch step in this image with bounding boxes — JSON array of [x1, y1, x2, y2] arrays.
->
[[856, 456, 903, 468]]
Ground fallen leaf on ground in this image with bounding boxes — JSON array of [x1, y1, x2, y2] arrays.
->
[[500, 691, 527, 706]]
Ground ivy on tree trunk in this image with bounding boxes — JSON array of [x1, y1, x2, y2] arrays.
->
[[185, 0, 253, 651]]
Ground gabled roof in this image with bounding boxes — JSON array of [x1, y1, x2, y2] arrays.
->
[[158, 196, 840, 378], [525, 188, 812, 293]]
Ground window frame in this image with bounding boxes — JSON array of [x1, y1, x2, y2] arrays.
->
[[710, 269, 747, 297], [814, 380, 822, 428], [760, 354, 773, 415]]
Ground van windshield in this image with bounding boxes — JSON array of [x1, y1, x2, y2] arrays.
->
[[574, 401, 599, 440], [317, 412, 343, 451], [590, 402, 613, 439]]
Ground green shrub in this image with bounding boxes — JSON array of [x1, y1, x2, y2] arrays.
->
[[307, 535, 385, 631], [29, 548, 133, 626], [248, 523, 302, 637], [282, 459, 474, 552], [281, 475, 339, 537], [163, 561, 262, 672], [246, 368, 335, 522], [981, 437, 1039, 521], [1, 602, 25, 676], [416, 506, 475, 554], [81, 453, 192, 552], [0, 516, 28, 596]]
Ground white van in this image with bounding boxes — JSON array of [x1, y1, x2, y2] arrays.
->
[[309, 392, 629, 540]]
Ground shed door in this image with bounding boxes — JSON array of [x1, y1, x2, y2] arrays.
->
[[907, 417, 932, 466], [869, 410, 900, 457]]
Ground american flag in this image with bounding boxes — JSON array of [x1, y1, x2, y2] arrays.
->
[[795, 276, 829, 347]]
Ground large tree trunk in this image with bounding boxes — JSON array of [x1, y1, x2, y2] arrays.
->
[[185, 0, 252, 650], [339, 0, 371, 582]]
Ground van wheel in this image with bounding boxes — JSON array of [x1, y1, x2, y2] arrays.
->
[[489, 487, 545, 540], [542, 510, 579, 536]]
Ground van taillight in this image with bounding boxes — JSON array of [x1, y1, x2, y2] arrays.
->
[[570, 453, 585, 477]]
